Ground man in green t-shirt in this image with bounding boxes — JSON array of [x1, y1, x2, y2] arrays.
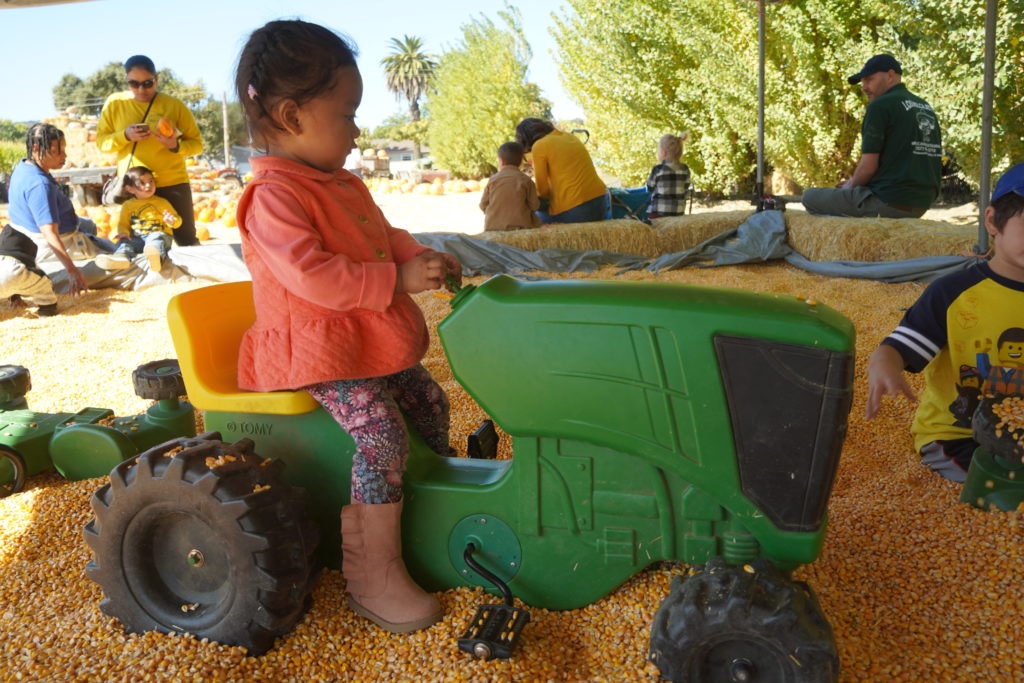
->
[[802, 54, 942, 219]]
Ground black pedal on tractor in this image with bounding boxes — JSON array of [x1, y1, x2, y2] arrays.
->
[[467, 419, 498, 460], [458, 542, 530, 660]]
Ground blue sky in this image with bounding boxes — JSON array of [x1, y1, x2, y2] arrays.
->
[[0, 0, 583, 127]]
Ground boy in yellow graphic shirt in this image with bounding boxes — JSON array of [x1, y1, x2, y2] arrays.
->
[[866, 161, 1024, 481], [95, 167, 180, 272]]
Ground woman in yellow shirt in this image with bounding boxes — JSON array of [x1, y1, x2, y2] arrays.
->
[[515, 118, 607, 224], [97, 55, 203, 246]]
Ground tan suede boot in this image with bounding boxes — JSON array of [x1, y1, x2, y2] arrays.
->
[[340, 501, 442, 633]]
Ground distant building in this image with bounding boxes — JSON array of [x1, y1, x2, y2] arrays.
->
[[364, 139, 431, 178]]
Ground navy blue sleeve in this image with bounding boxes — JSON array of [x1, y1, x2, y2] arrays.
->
[[880, 266, 987, 373]]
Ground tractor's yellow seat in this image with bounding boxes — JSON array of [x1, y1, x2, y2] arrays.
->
[[167, 281, 318, 415]]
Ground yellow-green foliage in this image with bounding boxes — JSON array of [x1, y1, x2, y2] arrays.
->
[[427, 6, 551, 179], [0, 140, 23, 177], [553, 0, 1023, 192]]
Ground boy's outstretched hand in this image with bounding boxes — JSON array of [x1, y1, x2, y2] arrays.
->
[[865, 344, 917, 419]]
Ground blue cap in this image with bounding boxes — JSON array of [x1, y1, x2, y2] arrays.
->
[[848, 54, 902, 85], [992, 162, 1024, 202]]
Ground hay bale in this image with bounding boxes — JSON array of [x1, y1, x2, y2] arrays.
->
[[478, 219, 659, 256], [651, 210, 753, 253], [787, 213, 978, 262]]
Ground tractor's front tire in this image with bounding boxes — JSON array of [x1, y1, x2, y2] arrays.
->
[[649, 557, 838, 683], [84, 433, 319, 655], [0, 364, 30, 404], [132, 359, 186, 400]]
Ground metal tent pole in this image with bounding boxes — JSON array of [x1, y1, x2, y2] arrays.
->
[[756, 0, 766, 203], [976, 0, 998, 254]]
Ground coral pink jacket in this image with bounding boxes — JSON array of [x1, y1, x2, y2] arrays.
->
[[236, 156, 430, 392]]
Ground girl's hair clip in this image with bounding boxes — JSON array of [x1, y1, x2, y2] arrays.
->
[[247, 84, 259, 100]]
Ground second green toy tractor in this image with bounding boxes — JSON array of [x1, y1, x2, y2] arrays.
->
[[84, 275, 854, 682], [0, 360, 195, 497]]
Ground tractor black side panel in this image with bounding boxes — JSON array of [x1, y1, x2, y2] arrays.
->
[[715, 335, 853, 532]]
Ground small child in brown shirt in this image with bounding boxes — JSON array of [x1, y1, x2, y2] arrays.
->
[[479, 142, 541, 231]]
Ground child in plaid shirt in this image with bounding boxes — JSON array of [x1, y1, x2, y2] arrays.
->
[[646, 133, 691, 218]]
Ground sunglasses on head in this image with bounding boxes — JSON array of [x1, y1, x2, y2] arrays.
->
[[127, 79, 155, 89]]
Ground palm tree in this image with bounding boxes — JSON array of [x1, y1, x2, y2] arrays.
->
[[381, 35, 437, 123]]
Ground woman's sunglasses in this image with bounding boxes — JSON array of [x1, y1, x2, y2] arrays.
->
[[127, 79, 155, 89]]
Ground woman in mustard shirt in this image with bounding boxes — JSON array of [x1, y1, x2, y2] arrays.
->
[[515, 118, 607, 224], [97, 55, 203, 246]]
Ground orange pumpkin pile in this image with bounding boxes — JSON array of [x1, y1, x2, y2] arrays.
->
[[363, 176, 487, 196]]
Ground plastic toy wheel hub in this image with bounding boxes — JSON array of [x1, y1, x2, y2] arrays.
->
[[124, 506, 232, 623], [704, 640, 780, 682], [731, 658, 756, 682]]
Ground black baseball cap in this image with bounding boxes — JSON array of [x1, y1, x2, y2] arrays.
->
[[848, 54, 902, 85]]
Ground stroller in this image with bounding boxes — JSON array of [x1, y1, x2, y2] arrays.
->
[[608, 182, 695, 223], [608, 187, 653, 223]]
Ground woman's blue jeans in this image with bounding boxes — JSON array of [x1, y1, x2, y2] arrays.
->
[[536, 193, 609, 224]]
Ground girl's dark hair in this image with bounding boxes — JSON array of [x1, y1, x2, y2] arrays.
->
[[25, 123, 64, 165], [515, 118, 554, 152], [124, 166, 154, 188], [991, 192, 1024, 232], [235, 19, 358, 146], [124, 55, 156, 73]]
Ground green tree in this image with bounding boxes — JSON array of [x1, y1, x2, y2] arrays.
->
[[427, 5, 552, 178], [52, 74, 84, 112], [381, 35, 437, 123], [554, 0, 1019, 193], [0, 120, 29, 142], [192, 99, 248, 163], [369, 113, 430, 155], [887, 0, 1024, 183], [48, 63, 238, 160], [51, 63, 209, 116], [555, 0, 892, 193]]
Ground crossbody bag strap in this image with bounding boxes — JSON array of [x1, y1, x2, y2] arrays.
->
[[126, 93, 157, 169]]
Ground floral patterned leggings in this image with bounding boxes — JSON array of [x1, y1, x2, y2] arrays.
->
[[304, 364, 453, 504]]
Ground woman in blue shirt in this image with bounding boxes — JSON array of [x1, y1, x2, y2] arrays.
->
[[7, 124, 99, 294]]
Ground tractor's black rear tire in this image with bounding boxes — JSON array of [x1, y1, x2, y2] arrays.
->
[[0, 445, 26, 498], [0, 365, 31, 404], [132, 359, 186, 400], [649, 557, 838, 683], [84, 433, 319, 655]]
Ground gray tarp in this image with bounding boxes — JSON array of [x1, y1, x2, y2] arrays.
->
[[44, 243, 251, 293], [417, 211, 978, 284], [45, 212, 977, 292]]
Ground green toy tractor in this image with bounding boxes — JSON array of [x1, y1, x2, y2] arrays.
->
[[0, 361, 195, 497], [84, 275, 855, 681], [961, 393, 1024, 510]]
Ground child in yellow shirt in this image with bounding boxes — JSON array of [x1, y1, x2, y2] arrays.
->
[[95, 166, 180, 271]]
